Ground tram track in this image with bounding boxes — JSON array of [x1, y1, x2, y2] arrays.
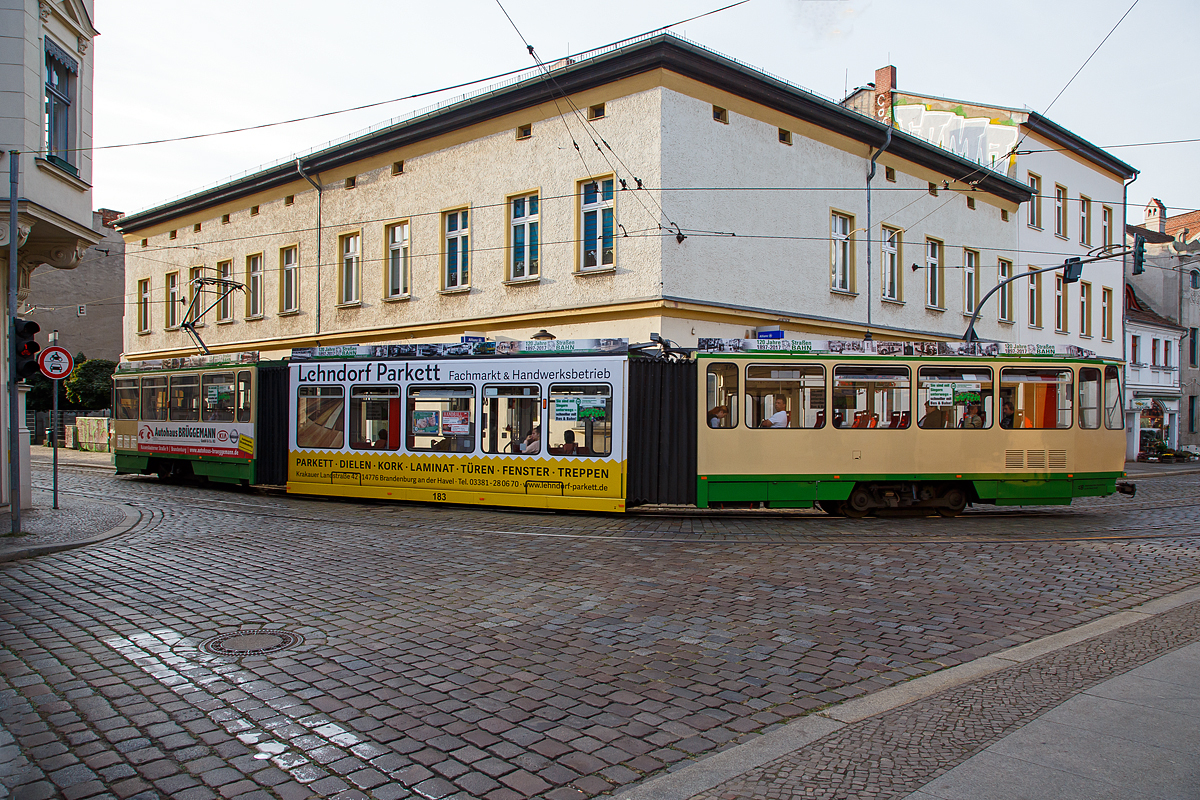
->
[[34, 480, 1200, 547]]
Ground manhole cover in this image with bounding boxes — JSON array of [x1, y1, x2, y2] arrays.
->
[[198, 630, 302, 657]]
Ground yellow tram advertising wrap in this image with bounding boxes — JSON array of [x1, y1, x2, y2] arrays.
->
[[287, 350, 628, 512]]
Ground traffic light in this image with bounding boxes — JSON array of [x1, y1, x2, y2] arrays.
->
[[1133, 234, 1146, 275], [13, 318, 40, 379], [1062, 257, 1083, 284]]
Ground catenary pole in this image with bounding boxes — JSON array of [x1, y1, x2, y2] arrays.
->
[[8, 151, 21, 534]]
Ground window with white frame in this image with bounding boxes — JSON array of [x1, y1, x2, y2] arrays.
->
[[340, 233, 361, 303], [831, 212, 853, 292], [926, 238, 943, 308], [1102, 287, 1113, 340], [386, 223, 409, 298], [44, 45, 76, 170], [1079, 281, 1092, 337], [1028, 268, 1042, 328], [1166, 340, 1173, 368], [1028, 173, 1042, 228], [187, 266, 203, 325], [281, 246, 299, 312], [1102, 206, 1113, 247], [580, 179, 614, 270], [1054, 185, 1068, 237], [138, 279, 151, 332], [167, 272, 180, 328], [963, 249, 979, 314], [218, 261, 232, 321], [998, 259, 1013, 322], [881, 227, 900, 301], [444, 210, 469, 288], [510, 195, 539, 280], [247, 254, 263, 317], [1152, 338, 1160, 366], [1079, 196, 1091, 245], [1055, 274, 1068, 333]]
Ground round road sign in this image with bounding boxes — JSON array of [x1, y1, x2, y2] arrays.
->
[[38, 346, 74, 380]]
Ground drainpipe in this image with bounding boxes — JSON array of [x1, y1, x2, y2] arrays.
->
[[865, 125, 893, 340], [296, 159, 322, 337]]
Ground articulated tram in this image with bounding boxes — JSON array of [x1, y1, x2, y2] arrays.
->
[[111, 337, 1129, 516]]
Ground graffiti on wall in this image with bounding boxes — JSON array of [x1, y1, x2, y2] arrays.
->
[[892, 104, 1020, 175]]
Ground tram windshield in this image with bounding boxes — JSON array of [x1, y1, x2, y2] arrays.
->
[[1105, 365, 1123, 430], [350, 385, 399, 450], [115, 378, 139, 420], [917, 367, 992, 429], [481, 385, 540, 454], [745, 365, 825, 428], [832, 366, 911, 429], [408, 386, 475, 453], [297, 385, 345, 449], [1000, 368, 1073, 429], [548, 384, 611, 456]]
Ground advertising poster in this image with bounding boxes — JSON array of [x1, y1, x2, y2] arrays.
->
[[927, 383, 955, 407], [441, 411, 470, 435], [137, 421, 255, 459], [412, 410, 440, 434], [555, 398, 579, 421]]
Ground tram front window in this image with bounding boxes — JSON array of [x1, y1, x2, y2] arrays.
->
[[1079, 368, 1101, 429], [548, 384, 611, 456], [115, 378, 139, 420], [832, 366, 911, 429], [201, 372, 236, 422], [297, 386, 345, 449], [350, 385, 399, 450], [1000, 368, 1073, 429], [169, 374, 200, 421], [141, 377, 167, 421], [408, 386, 475, 453], [745, 365, 824, 428], [481, 386, 540, 454], [1104, 365, 1123, 430], [237, 371, 252, 423], [706, 364, 738, 428], [917, 367, 992, 429]]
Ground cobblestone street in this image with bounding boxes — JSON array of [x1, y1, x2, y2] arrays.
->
[[1, 466, 1199, 799]]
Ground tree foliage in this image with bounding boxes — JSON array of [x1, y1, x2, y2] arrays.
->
[[64, 359, 117, 410]]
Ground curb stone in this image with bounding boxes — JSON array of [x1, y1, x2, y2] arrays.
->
[[0, 502, 143, 563]]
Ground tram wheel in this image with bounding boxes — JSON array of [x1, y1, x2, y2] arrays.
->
[[936, 488, 967, 518], [842, 488, 874, 519]]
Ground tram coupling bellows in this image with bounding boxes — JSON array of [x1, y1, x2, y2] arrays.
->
[[1116, 481, 1137, 497]]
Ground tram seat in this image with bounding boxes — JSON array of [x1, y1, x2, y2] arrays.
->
[[887, 411, 901, 428], [815, 411, 825, 428], [867, 414, 879, 428], [576, 446, 590, 455], [899, 411, 910, 428]]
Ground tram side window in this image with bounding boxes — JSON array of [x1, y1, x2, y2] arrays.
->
[[350, 385, 400, 450], [548, 384, 612, 456], [745, 365, 825, 428], [1079, 368, 1101, 429], [917, 367, 992, 429], [706, 364, 738, 428], [481, 385, 540, 454], [999, 368, 1073, 429], [140, 377, 168, 421], [115, 378, 139, 420], [1104, 365, 1124, 430], [201, 372, 236, 422], [169, 374, 200, 421], [408, 386, 475, 453], [297, 386, 345, 449], [237, 370, 252, 423], [832, 366, 911, 429]]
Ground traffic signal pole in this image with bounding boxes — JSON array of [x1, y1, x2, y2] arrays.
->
[[9, 151, 21, 534]]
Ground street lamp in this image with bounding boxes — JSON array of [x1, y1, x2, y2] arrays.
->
[[531, 329, 556, 340]]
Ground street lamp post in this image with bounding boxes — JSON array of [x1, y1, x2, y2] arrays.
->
[[49, 329, 59, 509]]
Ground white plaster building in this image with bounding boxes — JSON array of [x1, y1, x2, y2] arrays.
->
[[1124, 284, 1184, 458], [1, 0, 101, 507], [116, 35, 1031, 363], [845, 67, 1136, 358]]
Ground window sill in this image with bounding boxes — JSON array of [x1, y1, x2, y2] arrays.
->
[[1055, 329, 1069, 335], [1055, 233, 1070, 241], [335, 301, 362, 309], [1028, 224, 1043, 232], [1080, 333, 1093, 339], [245, 314, 265, 321], [438, 286, 471, 295], [575, 267, 616, 277], [34, 156, 90, 191], [136, 329, 151, 336], [217, 318, 235, 325], [278, 309, 301, 317], [926, 305, 945, 312], [830, 288, 858, 297], [382, 295, 411, 303], [881, 297, 904, 306], [504, 276, 541, 286], [998, 318, 1014, 325], [1029, 324, 1043, 330]]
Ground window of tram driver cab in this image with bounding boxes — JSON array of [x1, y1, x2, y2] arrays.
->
[[408, 385, 475, 453], [706, 363, 738, 428], [917, 367, 993, 429], [745, 365, 825, 428]]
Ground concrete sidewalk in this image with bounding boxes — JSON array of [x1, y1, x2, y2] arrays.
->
[[904, 641, 1200, 799]]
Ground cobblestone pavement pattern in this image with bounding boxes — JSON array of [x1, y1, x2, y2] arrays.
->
[[0, 466, 1197, 799]]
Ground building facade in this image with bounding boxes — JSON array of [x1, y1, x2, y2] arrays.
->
[[1, 0, 102, 505], [116, 35, 1031, 364], [845, 67, 1136, 359], [1124, 284, 1185, 457]]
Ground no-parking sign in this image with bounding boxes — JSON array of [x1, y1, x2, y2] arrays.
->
[[38, 346, 74, 380]]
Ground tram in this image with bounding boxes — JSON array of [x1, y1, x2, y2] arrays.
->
[[111, 336, 1129, 516]]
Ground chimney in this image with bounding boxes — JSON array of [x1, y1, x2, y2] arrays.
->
[[874, 65, 896, 126], [1144, 198, 1166, 234], [97, 208, 124, 228]]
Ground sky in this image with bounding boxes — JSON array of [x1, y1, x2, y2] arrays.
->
[[92, 0, 1199, 221]]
